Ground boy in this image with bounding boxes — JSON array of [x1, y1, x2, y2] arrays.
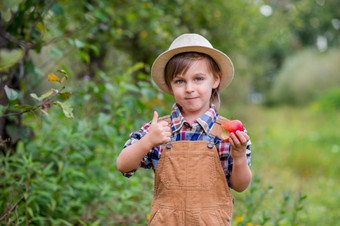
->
[[117, 33, 252, 225]]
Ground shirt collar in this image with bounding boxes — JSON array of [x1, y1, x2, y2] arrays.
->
[[170, 103, 218, 134]]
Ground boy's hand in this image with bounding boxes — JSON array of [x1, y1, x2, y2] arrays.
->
[[229, 131, 250, 160], [147, 111, 171, 147]]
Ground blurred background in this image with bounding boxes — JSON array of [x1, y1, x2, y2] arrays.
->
[[1, 0, 339, 225]]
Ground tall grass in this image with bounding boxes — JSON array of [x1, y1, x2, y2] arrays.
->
[[228, 105, 340, 225]]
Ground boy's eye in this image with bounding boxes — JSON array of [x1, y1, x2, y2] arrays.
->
[[174, 79, 184, 84], [195, 77, 203, 81]]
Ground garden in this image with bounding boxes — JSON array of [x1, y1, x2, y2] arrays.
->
[[1, 0, 339, 225]]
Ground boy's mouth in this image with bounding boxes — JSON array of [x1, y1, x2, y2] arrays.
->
[[185, 97, 199, 100]]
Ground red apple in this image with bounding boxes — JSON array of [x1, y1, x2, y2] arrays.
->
[[220, 120, 244, 142]]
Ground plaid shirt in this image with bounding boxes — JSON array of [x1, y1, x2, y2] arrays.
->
[[122, 104, 251, 185]]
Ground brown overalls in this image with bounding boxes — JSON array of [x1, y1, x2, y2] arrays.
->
[[148, 116, 233, 226]]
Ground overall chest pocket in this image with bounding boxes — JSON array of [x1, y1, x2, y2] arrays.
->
[[160, 150, 217, 191]]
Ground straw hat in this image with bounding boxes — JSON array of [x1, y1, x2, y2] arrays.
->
[[151, 33, 234, 94]]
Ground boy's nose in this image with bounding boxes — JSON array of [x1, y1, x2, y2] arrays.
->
[[185, 82, 194, 93]]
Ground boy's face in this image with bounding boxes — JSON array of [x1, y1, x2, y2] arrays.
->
[[170, 58, 220, 119]]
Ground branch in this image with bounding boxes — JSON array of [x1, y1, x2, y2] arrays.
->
[[0, 195, 24, 221], [0, 23, 90, 51], [0, 86, 66, 118]]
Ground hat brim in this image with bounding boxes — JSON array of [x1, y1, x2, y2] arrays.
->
[[151, 46, 234, 94]]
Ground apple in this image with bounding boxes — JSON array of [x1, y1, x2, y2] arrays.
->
[[220, 120, 244, 142]]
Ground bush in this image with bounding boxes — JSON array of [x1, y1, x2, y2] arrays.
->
[[0, 63, 164, 225], [269, 48, 340, 105], [232, 177, 307, 226], [0, 113, 154, 225], [317, 86, 340, 110]]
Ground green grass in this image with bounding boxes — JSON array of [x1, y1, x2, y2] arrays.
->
[[227, 105, 340, 225]]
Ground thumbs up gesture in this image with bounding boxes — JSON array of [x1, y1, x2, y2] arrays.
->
[[148, 111, 171, 147]]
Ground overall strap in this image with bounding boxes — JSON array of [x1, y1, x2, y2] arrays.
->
[[158, 115, 171, 124], [209, 115, 229, 140], [158, 115, 229, 139]]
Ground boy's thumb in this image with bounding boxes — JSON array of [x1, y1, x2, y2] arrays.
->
[[151, 111, 158, 124]]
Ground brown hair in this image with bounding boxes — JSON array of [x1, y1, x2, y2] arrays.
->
[[164, 52, 221, 109]]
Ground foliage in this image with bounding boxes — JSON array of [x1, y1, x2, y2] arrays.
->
[[242, 105, 340, 225], [1, 70, 73, 118], [316, 86, 340, 110], [0, 49, 24, 71], [1, 0, 339, 147], [0, 116, 153, 225], [232, 177, 307, 226], [287, 0, 340, 48], [0, 64, 158, 225], [269, 48, 340, 105]]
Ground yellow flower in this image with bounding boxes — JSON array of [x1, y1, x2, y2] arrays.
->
[[146, 214, 150, 219], [235, 216, 244, 223], [246, 223, 253, 226], [48, 73, 60, 83]]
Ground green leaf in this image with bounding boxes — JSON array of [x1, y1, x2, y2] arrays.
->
[[91, 220, 102, 226], [57, 161, 63, 174], [3, 0, 25, 9], [4, 85, 19, 100], [296, 206, 304, 211], [57, 69, 68, 76], [40, 89, 55, 99], [0, 49, 24, 71], [57, 69, 69, 82], [300, 195, 307, 201], [28, 207, 34, 217], [58, 92, 72, 100], [79, 50, 90, 63], [58, 219, 73, 226], [126, 62, 144, 75], [30, 93, 44, 102], [49, 47, 63, 58], [42, 162, 54, 176], [0, 105, 7, 115], [89, 44, 100, 56], [1, 9, 11, 22], [74, 39, 85, 48], [53, 101, 74, 118], [14, 104, 36, 111], [16, 141, 25, 154], [59, 65, 72, 76], [125, 83, 140, 93], [50, 3, 64, 15], [6, 124, 21, 142]]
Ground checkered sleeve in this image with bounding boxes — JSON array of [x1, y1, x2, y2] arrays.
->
[[121, 121, 154, 177]]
